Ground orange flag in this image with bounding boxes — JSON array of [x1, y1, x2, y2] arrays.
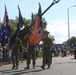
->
[[29, 3, 43, 45]]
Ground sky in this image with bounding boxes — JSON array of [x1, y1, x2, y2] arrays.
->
[[0, 0, 76, 44]]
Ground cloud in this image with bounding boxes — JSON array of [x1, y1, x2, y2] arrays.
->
[[46, 20, 76, 44]]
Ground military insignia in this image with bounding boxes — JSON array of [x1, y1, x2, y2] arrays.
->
[[37, 27, 43, 36]]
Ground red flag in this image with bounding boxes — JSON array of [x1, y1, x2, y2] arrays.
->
[[29, 3, 43, 45]]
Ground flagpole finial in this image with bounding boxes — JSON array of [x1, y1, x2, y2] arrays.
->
[[53, 0, 60, 3], [41, 0, 60, 16]]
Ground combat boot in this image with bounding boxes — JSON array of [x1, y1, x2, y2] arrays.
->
[[41, 66, 45, 69]]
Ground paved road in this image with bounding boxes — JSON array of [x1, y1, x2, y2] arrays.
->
[[0, 56, 76, 75]]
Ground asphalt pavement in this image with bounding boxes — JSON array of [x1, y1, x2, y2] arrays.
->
[[0, 55, 76, 75]]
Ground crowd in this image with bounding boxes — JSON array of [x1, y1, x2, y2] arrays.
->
[[0, 30, 53, 70]]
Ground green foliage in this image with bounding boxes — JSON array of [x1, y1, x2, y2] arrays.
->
[[64, 36, 76, 48], [0, 23, 2, 28], [0, 14, 54, 46], [10, 19, 17, 34], [48, 34, 55, 44], [38, 51, 43, 58]]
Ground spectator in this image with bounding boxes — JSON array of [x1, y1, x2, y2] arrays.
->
[[0, 44, 3, 66], [11, 36, 22, 70]]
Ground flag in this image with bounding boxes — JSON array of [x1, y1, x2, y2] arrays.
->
[[0, 5, 11, 46], [17, 5, 24, 31], [0, 29, 2, 43], [10, 5, 24, 46], [29, 3, 43, 45]]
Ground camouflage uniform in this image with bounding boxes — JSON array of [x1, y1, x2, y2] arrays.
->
[[11, 37, 21, 69], [27, 43, 35, 69], [24, 34, 36, 69], [41, 31, 53, 69]]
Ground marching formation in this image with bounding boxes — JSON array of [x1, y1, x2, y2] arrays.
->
[[0, 28, 53, 70], [0, 0, 60, 70]]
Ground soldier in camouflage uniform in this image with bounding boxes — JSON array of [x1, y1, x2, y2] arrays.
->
[[41, 30, 53, 69], [24, 34, 36, 69], [11, 36, 22, 70]]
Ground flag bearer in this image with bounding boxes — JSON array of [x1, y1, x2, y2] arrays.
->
[[11, 35, 22, 70], [41, 30, 53, 69]]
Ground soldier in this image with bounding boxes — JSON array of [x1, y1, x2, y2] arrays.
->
[[11, 35, 22, 70], [19, 41, 23, 63], [24, 34, 36, 69], [41, 30, 53, 69]]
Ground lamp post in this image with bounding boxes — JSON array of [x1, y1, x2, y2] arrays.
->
[[67, 5, 76, 50]]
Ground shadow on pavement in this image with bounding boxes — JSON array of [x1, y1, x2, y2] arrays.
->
[[2, 69, 44, 75], [54, 61, 76, 65], [70, 58, 75, 60]]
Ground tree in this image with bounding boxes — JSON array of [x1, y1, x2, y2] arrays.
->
[[64, 36, 76, 48], [49, 34, 55, 44], [0, 15, 55, 46], [42, 18, 47, 29], [10, 19, 16, 33]]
